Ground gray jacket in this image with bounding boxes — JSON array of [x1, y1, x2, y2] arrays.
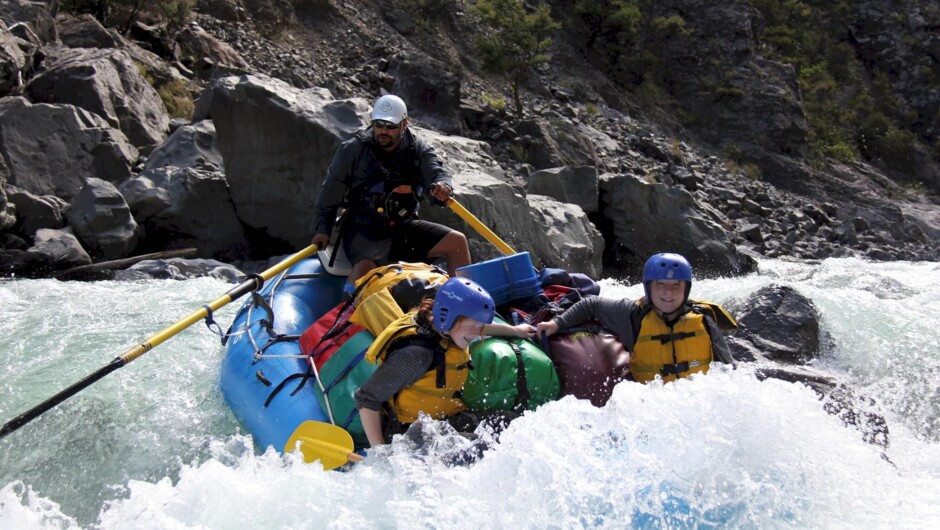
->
[[312, 128, 453, 235], [553, 296, 735, 364]]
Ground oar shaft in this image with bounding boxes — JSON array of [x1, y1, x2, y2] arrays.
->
[[0, 359, 123, 439], [447, 199, 515, 256], [0, 245, 319, 441]]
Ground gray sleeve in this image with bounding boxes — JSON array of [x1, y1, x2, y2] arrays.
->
[[553, 296, 638, 349], [413, 135, 452, 203], [705, 316, 735, 365], [312, 140, 358, 235], [354, 343, 434, 411]]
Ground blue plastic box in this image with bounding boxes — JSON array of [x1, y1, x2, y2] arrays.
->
[[456, 252, 542, 305]]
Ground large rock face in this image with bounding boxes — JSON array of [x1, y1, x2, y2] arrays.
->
[[196, 74, 368, 249], [649, 0, 810, 191], [387, 52, 462, 135], [27, 46, 170, 152], [411, 129, 604, 277], [0, 157, 16, 232], [599, 172, 752, 277], [0, 97, 138, 199], [849, 1, 940, 144]]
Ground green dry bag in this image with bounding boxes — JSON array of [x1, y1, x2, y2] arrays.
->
[[462, 320, 559, 412]]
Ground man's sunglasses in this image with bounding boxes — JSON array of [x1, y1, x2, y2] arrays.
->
[[372, 120, 401, 130]]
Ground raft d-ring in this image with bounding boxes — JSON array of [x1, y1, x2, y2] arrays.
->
[[203, 305, 225, 341]]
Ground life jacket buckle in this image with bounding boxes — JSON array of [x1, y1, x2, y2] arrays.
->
[[660, 361, 690, 377]]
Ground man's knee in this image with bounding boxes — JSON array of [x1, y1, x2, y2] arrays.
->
[[434, 231, 468, 256], [348, 259, 378, 282]]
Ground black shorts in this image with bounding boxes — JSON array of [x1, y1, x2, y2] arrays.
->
[[342, 219, 453, 266]]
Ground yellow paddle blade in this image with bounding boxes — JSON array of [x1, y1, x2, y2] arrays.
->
[[284, 421, 364, 470]]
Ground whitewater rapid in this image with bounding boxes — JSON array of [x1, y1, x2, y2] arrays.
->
[[1, 257, 938, 529]]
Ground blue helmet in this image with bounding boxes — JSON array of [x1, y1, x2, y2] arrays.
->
[[642, 253, 693, 301], [433, 278, 496, 332]]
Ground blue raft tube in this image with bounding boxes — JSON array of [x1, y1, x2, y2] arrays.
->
[[221, 254, 345, 453]]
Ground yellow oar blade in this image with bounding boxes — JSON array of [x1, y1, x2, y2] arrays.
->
[[285, 421, 364, 470]]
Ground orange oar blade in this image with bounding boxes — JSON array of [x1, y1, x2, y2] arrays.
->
[[285, 421, 364, 470]]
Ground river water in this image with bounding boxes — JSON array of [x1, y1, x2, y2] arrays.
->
[[1, 257, 938, 529]]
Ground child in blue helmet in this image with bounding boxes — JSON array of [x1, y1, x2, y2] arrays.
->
[[536, 253, 735, 384], [356, 277, 535, 447]]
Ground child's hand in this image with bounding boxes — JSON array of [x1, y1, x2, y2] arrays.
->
[[536, 320, 560, 337], [512, 324, 536, 339]]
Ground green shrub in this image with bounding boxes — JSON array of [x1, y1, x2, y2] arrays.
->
[[136, 63, 194, 120], [471, 0, 560, 117], [157, 79, 195, 119], [481, 92, 506, 111]]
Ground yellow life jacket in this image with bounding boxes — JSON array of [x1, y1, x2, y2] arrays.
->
[[364, 311, 471, 423], [353, 262, 448, 305], [631, 308, 714, 383]]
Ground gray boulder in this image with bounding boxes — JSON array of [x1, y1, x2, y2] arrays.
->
[[120, 166, 245, 258], [0, 227, 90, 277], [54, 13, 118, 49], [414, 129, 604, 278], [65, 177, 139, 260], [176, 24, 248, 79], [119, 257, 245, 282], [6, 186, 67, 235], [725, 284, 823, 364], [0, 97, 138, 199], [514, 118, 599, 170], [197, 74, 370, 248], [27, 46, 170, 152], [0, 0, 57, 43], [144, 120, 223, 171], [528, 166, 599, 213], [1, 20, 26, 94], [387, 52, 462, 134], [599, 172, 752, 277], [526, 195, 604, 276], [30, 227, 92, 268]]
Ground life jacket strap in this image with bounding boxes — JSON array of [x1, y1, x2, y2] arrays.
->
[[638, 329, 703, 345]]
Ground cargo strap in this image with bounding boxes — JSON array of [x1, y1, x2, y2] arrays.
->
[[509, 341, 531, 412], [264, 368, 314, 408]]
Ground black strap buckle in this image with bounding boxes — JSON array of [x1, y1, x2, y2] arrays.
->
[[660, 361, 690, 377]]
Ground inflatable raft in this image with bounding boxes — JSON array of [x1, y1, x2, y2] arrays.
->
[[221, 251, 575, 455]]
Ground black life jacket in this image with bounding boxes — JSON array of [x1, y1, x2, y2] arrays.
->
[[347, 130, 424, 228]]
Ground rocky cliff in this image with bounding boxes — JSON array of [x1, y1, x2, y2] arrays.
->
[[1, 0, 937, 280]]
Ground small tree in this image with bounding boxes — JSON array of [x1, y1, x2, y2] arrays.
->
[[472, 0, 560, 118]]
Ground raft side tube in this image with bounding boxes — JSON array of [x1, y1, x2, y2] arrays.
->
[[221, 259, 344, 452]]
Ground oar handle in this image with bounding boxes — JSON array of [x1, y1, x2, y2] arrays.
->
[[0, 245, 320, 441], [447, 198, 515, 256], [348, 452, 365, 463]]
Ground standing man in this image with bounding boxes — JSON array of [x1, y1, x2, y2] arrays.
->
[[311, 95, 470, 298]]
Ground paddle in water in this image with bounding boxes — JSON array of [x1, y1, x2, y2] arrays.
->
[[0, 245, 320, 441], [285, 421, 365, 470]]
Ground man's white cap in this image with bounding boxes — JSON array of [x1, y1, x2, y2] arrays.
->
[[371, 95, 408, 124]]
